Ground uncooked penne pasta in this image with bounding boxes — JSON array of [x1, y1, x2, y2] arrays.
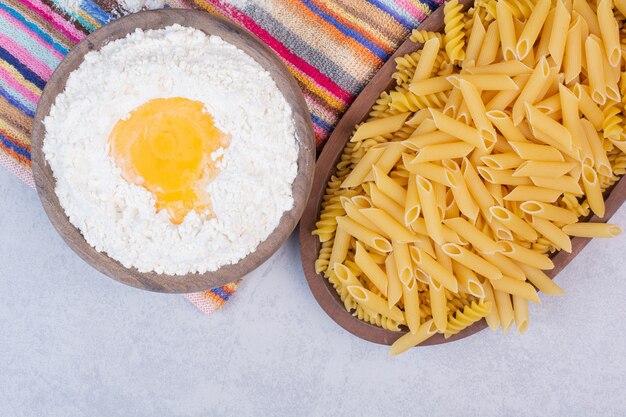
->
[[385, 254, 403, 309], [354, 241, 390, 296], [562, 223, 622, 238], [347, 285, 406, 323], [336, 217, 392, 253], [512, 295, 529, 333], [312, 0, 625, 354], [520, 200, 579, 224], [409, 246, 459, 292], [443, 217, 501, 254], [351, 112, 410, 142], [441, 243, 503, 281], [498, 240, 555, 270], [491, 275, 541, 304]]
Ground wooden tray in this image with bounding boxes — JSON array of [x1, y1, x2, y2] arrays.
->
[[299, 0, 626, 346], [31, 9, 315, 293]]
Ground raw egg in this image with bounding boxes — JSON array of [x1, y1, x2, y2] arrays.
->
[[109, 97, 229, 224]]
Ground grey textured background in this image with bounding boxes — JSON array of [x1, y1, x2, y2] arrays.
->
[[1, 171, 625, 417]]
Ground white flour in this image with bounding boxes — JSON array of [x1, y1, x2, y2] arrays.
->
[[44, 25, 298, 275]]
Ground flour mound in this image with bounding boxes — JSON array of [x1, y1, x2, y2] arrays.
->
[[43, 25, 298, 275]]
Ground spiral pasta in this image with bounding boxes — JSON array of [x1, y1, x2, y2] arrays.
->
[[410, 29, 444, 44], [602, 101, 624, 140], [444, 300, 493, 338], [444, 0, 466, 62]]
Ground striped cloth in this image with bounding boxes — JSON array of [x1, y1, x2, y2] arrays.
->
[[0, 0, 441, 314]]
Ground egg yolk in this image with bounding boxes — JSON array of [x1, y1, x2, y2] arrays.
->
[[109, 97, 229, 224]]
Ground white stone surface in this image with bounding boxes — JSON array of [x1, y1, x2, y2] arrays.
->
[[1, 171, 625, 417]]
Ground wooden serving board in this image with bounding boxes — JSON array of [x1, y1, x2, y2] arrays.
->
[[31, 9, 315, 293], [299, 0, 626, 346]]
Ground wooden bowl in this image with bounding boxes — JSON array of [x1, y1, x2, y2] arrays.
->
[[299, 0, 626, 346], [31, 9, 315, 293]]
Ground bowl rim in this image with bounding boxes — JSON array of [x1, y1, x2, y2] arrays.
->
[[31, 8, 315, 293]]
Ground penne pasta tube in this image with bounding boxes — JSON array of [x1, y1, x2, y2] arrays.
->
[[336, 217, 393, 254], [572, 84, 604, 130], [404, 174, 421, 225], [512, 295, 529, 333], [409, 246, 459, 292], [340, 146, 385, 188], [581, 119, 612, 177], [411, 218, 466, 245], [459, 79, 497, 150], [485, 75, 529, 111], [513, 160, 577, 178], [447, 74, 519, 90], [493, 289, 515, 333], [530, 175, 583, 195], [351, 112, 410, 142], [477, 20, 500, 66], [385, 253, 403, 309], [563, 15, 582, 84], [548, 0, 571, 67], [496, 0, 517, 60], [478, 166, 533, 186], [389, 319, 437, 356], [536, 93, 561, 114], [480, 251, 527, 281], [584, 35, 607, 104], [452, 261, 486, 298], [481, 152, 525, 170], [405, 108, 431, 127], [373, 166, 407, 206], [412, 141, 475, 163], [465, 61, 532, 76], [490, 206, 539, 241], [562, 223, 622, 238], [597, 0, 621, 67], [400, 273, 421, 334], [516, 0, 551, 59], [365, 142, 405, 180], [509, 142, 564, 162], [530, 216, 573, 252], [334, 262, 363, 288], [415, 176, 444, 244], [369, 183, 405, 225], [461, 157, 496, 219], [482, 279, 501, 330], [525, 103, 573, 151], [412, 118, 437, 135], [403, 131, 457, 150], [412, 38, 441, 82], [409, 76, 453, 95], [354, 241, 390, 295], [404, 159, 450, 185], [328, 226, 351, 272], [573, 0, 600, 36], [515, 262, 564, 295], [444, 217, 500, 254], [360, 208, 419, 243], [347, 285, 405, 323], [520, 200, 579, 224], [443, 87, 463, 117], [498, 241, 555, 270], [491, 275, 541, 304], [429, 109, 483, 148], [485, 182, 504, 206], [486, 110, 528, 143], [443, 159, 480, 222], [581, 164, 605, 218], [464, 14, 486, 67], [429, 279, 448, 332], [504, 185, 562, 202], [342, 197, 384, 234], [535, 7, 555, 59], [414, 266, 431, 285], [512, 57, 551, 124], [392, 240, 413, 285], [441, 243, 503, 281]]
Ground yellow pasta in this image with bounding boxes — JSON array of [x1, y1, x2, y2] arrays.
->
[[311, 0, 624, 354], [562, 222, 622, 237]]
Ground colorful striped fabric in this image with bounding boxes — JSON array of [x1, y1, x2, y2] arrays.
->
[[0, 0, 442, 314]]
